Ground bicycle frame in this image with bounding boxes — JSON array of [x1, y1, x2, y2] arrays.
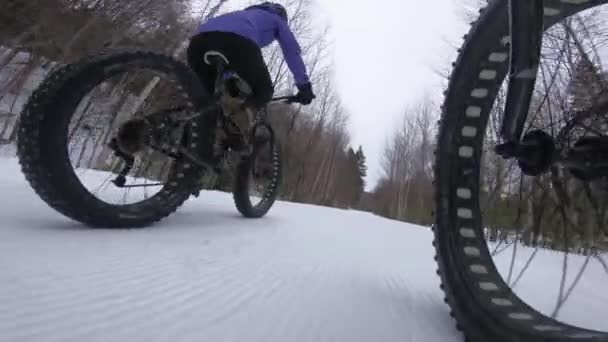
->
[[501, 0, 545, 144], [206, 58, 296, 155]]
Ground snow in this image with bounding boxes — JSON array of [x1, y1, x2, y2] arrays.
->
[[490, 243, 608, 331], [0, 157, 459, 342], [0, 155, 606, 341]]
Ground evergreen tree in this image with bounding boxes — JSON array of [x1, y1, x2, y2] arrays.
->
[[355, 145, 367, 192]]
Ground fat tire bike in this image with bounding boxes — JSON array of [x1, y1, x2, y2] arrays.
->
[[16, 48, 299, 227]]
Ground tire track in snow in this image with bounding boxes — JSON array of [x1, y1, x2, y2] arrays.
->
[[154, 238, 292, 331], [0, 254, 220, 322], [261, 262, 329, 342], [157, 262, 287, 342], [25, 246, 285, 341], [0, 237, 203, 293], [382, 271, 454, 341], [0, 226, 269, 323], [1, 256, 248, 340]]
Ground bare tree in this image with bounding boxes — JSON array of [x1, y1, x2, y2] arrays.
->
[[371, 95, 437, 224]]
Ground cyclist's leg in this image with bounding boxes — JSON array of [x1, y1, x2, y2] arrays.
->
[[224, 37, 274, 109], [186, 33, 223, 165], [186, 31, 273, 106], [186, 33, 217, 95], [221, 41, 274, 144], [185, 32, 273, 152]]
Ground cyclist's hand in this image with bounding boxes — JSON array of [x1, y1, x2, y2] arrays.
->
[[292, 82, 315, 105]]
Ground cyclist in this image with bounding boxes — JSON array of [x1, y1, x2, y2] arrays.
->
[[186, 1, 315, 108]]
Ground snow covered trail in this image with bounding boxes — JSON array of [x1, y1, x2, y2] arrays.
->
[[0, 158, 460, 342]]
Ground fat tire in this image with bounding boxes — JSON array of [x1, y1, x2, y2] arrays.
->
[[17, 50, 211, 228], [233, 142, 282, 218], [433, 0, 608, 341]]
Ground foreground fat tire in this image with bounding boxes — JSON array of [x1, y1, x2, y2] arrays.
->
[[17, 50, 209, 228], [433, 0, 608, 341], [233, 142, 282, 218]]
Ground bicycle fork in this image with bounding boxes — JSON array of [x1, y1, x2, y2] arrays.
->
[[497, 0, 545, 152]]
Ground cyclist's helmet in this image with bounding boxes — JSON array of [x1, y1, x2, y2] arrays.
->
[[245, 2, 288, 21]]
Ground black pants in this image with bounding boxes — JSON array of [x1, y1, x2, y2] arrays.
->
[[186, 31, 274, 108]]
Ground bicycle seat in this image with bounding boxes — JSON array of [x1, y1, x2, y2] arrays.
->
[[204, 51, 229, 67]]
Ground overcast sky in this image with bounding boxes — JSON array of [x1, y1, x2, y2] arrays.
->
[[199, 0, 469, 190], [310, 0, 468, 189]]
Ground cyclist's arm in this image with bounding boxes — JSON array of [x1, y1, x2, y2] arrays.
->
[[275, 19, 310, 86]]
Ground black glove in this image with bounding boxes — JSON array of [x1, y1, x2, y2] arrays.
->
[[293, 82, 315, 105]]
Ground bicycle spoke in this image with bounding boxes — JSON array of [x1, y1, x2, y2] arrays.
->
[[92, 158, 122, 196], [553, 206, 572, 319], [507, 176, 526, 284], [552, 254, 592, 318], [510, 247, 540, 288], [595, 253, 608, 276], [492, 240, 511, 256]]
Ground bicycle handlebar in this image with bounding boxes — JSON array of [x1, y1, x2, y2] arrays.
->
[[271, 95, 301, 104]]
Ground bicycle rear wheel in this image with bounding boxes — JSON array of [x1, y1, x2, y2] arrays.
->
[[17, 50, 210, 228]]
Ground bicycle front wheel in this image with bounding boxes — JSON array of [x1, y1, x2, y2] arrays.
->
[[434, 0, 608, 340]]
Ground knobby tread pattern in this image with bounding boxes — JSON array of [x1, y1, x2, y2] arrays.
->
[[433, 2, 512, 340], [233, 142, 282, 218], [17, 50, 209, 228], [433, 0, 608, 341]]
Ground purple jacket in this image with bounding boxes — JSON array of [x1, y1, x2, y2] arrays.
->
[[196, 8, 310, 86]]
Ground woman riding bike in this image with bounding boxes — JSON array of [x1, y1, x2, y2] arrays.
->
[[186, 1, 315, 109], [186, 1, 315, 164], [14, 2, 307, 228]]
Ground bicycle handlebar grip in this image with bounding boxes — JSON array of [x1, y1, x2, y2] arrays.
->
[[288, 96, 307, 104], [271, 95, 300, 104]]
